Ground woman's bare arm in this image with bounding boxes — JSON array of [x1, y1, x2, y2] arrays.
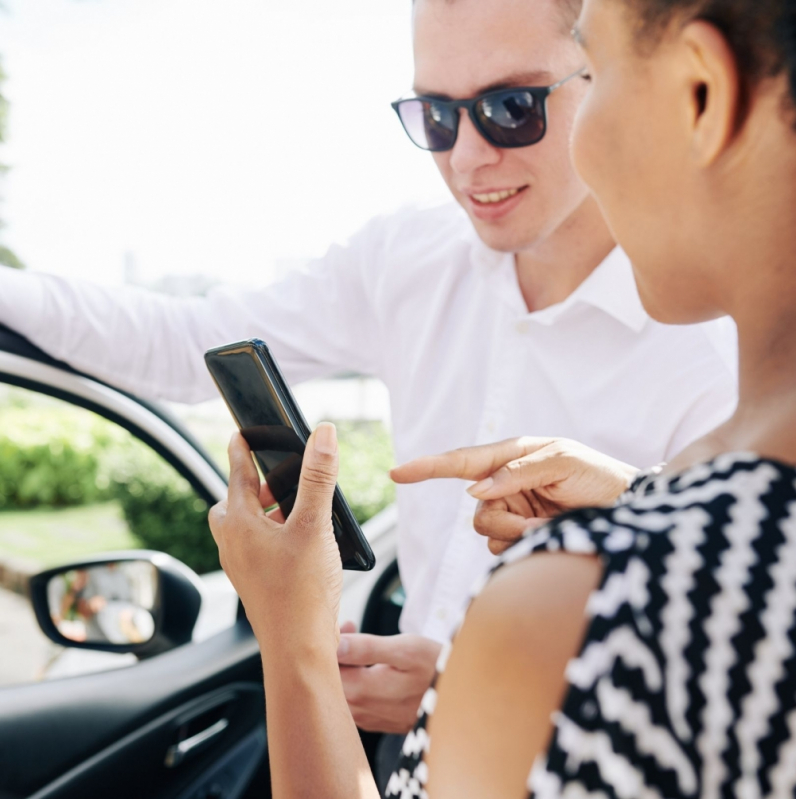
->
[[426, 552, 602, 799], [262, 644, 379, 799], [209, 430, 379, 799]]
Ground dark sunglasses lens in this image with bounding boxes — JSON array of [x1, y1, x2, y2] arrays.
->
[[476, 90, 545, 147], [397, 99, 457, 151]]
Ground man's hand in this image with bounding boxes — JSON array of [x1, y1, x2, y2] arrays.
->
[[392, 437, 638, 555], [337, 633, 442, 734]]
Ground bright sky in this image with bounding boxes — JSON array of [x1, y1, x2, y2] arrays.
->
[[0, 0, 449, 286]]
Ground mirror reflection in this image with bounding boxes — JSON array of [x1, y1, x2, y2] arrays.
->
[[47, 561, 158, 645]]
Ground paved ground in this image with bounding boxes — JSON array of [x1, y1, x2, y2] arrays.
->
[[0, 586, 60, 687]]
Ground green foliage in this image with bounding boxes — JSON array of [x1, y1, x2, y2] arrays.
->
[[0, 408, 107, 508], [106, 441, 218, 574], [0, 58, 8, 146], [0, 53, 23, 269], [335, 420, 396, 524], [115, 419, 396, 574], [116, 483, 216, 574], [0, 245, 24, 270], [0, 401, 396, 575], [0, 404, 214, 571]]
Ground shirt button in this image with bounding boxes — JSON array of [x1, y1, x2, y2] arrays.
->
[[486, 420, 496, 434], [515, 321, 530, 334], [436, 608, 447, 621]]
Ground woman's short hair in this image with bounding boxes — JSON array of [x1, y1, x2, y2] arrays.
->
[[625, 0, 796, 108]]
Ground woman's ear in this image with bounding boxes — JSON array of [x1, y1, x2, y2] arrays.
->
[[680, 20, 741, 166]]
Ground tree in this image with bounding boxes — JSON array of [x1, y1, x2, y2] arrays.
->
[[0, 53, 23, 269]]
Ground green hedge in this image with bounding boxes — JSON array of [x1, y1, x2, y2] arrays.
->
[[0, 407, 216, 571], [105, 440, 219, 574], [115, 481, 216, 574], [0, 409, 108, 509], [336, 420, 396, 524], [109, 419, 396, 574], [0, 406, 395, 575]]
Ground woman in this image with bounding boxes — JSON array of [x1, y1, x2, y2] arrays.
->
[[209, 0, 796, 795]]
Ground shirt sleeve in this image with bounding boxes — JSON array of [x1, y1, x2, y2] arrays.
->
[[0, 222, 385, 404]]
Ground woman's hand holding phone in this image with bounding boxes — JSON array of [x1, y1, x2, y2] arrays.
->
[[392, 437, 639, 554], [205, 340, 375, 571], [212, 425, 381, 799], [209, 424, 343, 652]]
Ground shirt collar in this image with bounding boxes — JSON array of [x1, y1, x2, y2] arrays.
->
[[469, 229, 649, 333], [560, 247, 649, 333]]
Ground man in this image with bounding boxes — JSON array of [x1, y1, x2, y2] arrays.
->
[[0, 0, 735, 777]]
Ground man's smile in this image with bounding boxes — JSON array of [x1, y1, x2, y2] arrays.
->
[[470, 187, 523, 204], [463, 185, 529, 220]]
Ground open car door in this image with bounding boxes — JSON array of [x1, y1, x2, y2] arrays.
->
[[0, 326, 398, 799], [0, 326, 271, 799]]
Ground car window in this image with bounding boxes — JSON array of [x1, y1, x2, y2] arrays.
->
[[0, 384, 237, 687]]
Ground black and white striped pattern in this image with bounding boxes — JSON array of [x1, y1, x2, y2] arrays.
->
[[387, 452, 796, 798]]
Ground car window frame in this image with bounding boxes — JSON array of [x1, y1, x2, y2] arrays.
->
[[0, 324, 227, 505]]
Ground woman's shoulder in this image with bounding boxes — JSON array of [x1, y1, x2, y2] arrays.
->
[[516, 451, 796, 798]]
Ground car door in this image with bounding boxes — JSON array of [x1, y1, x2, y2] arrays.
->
[[0, 325, 273, 799], [0, 325, 398, 799]]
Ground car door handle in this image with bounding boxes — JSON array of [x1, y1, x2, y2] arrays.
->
[[165, 718, 230, 768]]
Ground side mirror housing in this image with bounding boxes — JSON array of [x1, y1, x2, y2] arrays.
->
[[29, 551, 204, 659]]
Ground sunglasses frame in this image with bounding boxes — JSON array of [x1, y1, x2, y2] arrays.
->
[[391, 67, 587, 152]]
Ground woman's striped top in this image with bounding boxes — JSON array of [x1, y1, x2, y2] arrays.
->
[[387, 452, 796, 798]]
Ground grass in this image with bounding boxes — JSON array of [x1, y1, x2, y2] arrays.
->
[[0, 501, 143, 571]]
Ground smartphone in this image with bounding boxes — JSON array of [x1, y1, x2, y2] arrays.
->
[[204, 339, 376, 571]]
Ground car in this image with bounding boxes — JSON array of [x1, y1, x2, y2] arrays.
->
[[0, 323, 401, 799]]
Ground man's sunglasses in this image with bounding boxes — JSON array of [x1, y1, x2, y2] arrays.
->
[[391, 68, 586, 152]]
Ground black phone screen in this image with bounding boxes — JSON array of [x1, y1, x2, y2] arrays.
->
[[205, 340, 375, 571], [206, 350, 306, 515]]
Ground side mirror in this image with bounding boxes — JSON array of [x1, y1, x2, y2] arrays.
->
[[29, 551, 204, 659]]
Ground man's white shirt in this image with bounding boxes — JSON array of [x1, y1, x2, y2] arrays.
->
[[0, 202, 738, 642]]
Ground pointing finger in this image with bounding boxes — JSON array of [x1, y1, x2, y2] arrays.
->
[[391, 437, 554, 484]]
